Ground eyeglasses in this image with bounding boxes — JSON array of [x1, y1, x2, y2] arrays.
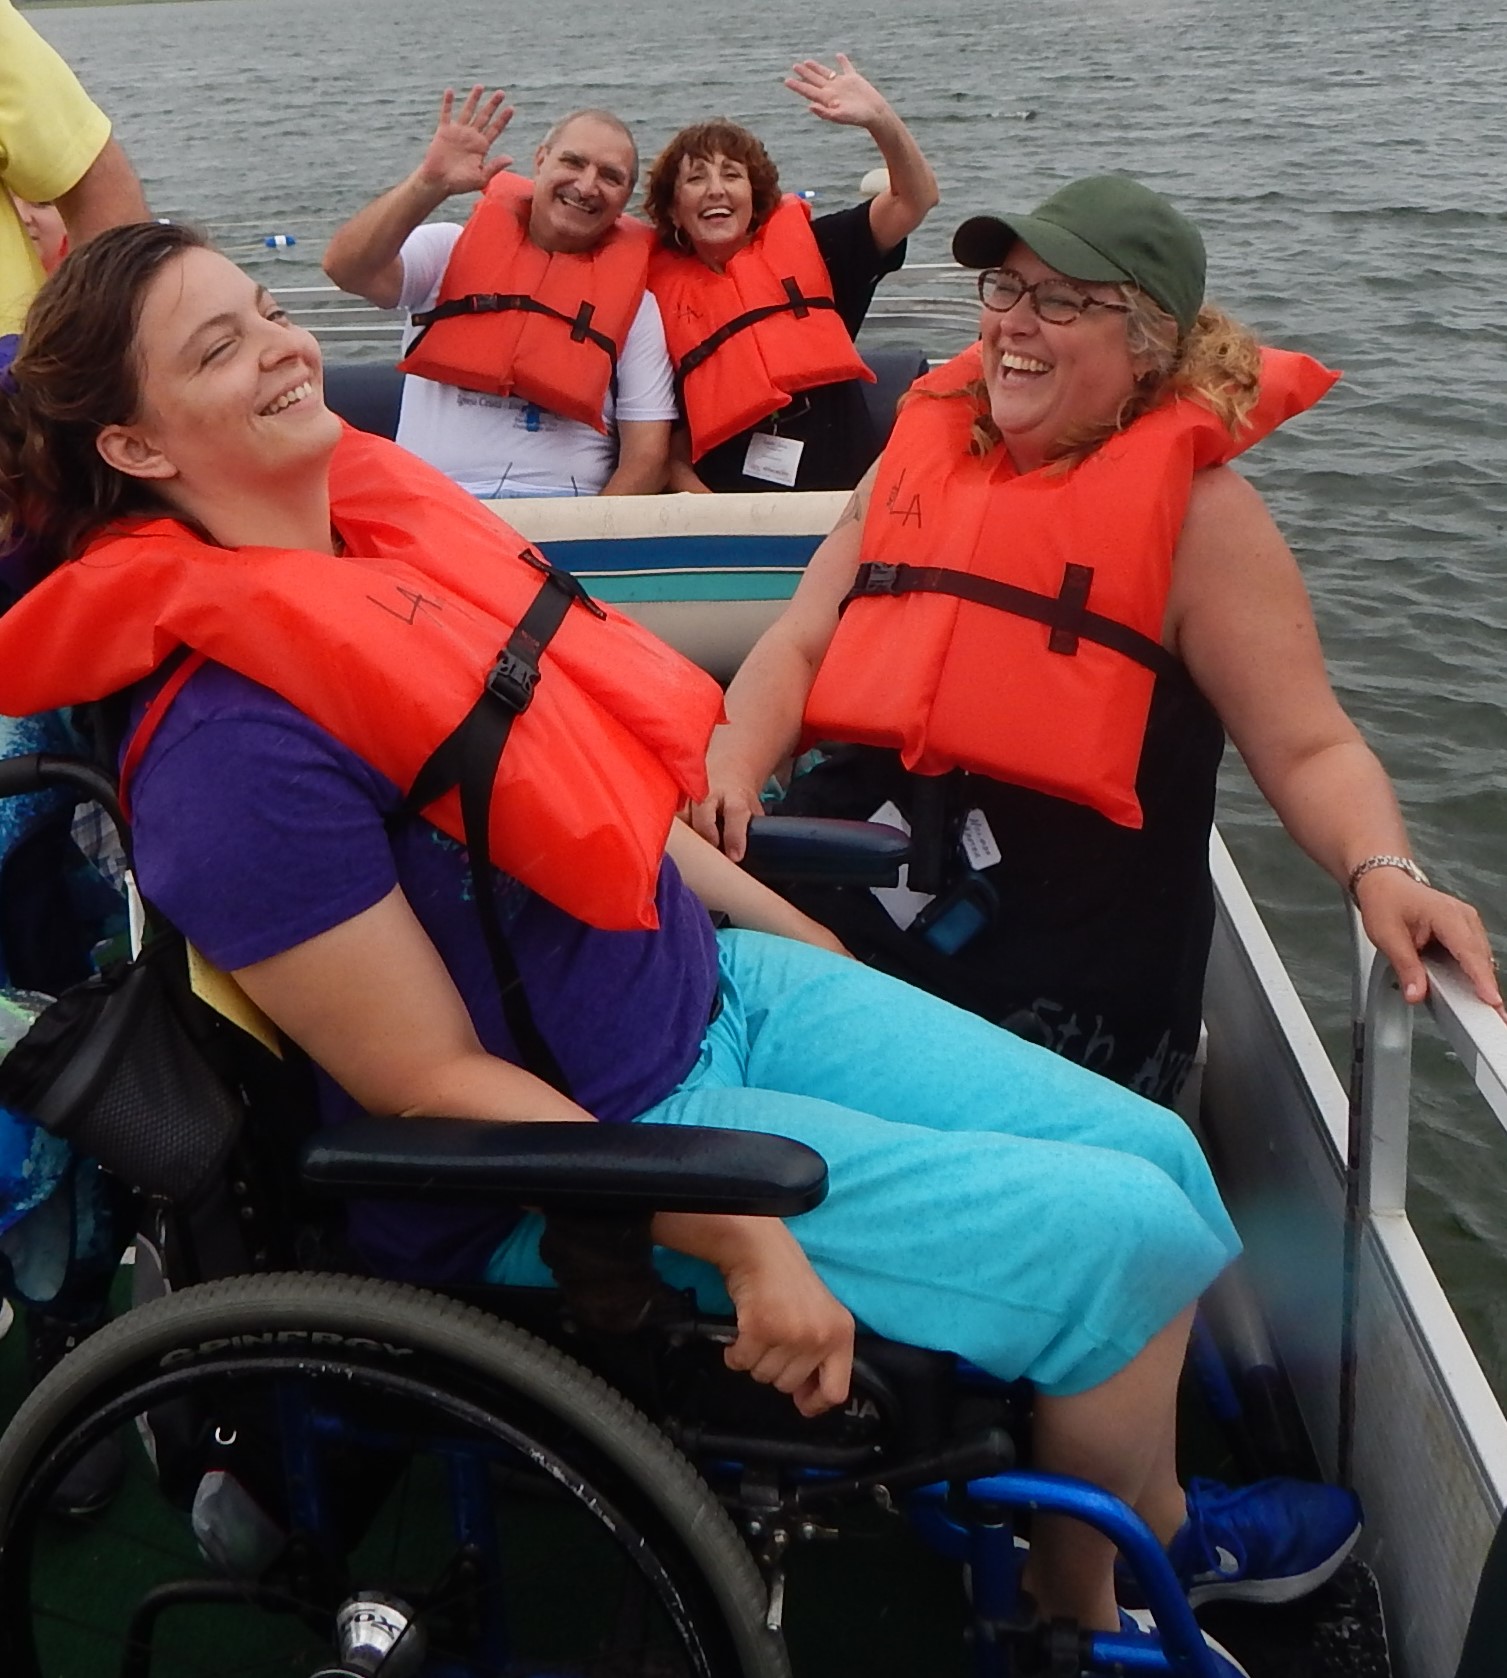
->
[[976, 268, 1132, 325]]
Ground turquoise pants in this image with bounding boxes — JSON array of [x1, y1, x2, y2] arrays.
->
[[488, 929, 1240, 1395]]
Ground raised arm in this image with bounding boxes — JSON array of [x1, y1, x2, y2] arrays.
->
[[1169, 466, 1503, 1014], [691, 466, 874, 858], [323, 85, 514, 309], [784, 54, 939, 255], [55, 136, 148, 244]]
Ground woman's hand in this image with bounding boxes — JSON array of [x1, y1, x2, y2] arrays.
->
[[418, 85, 516, 198], [1354, 869, 1504, 1017], [784, 54, 893, 133], [718, 1221, 855, 1417], [690, 732, 767, 860], [688, 777, 762, 861]]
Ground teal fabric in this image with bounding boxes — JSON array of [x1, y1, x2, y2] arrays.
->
[[488, 929, 1240, 1395]]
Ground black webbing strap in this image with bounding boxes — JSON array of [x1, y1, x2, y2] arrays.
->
[[399, 553, 606, 1096], [675, 279, 840, 387], [406, 293, 618, 367], [842, 562, 1179, 679]]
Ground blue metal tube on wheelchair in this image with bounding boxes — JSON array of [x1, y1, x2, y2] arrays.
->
[[966, 1510, 1024, 1678], [913, 1472, 1227, 1678]]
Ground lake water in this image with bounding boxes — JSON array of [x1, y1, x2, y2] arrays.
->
[[20, 0, 1507, 1384]]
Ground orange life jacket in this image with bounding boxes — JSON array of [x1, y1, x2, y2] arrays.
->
[[396, 172, 652, 434], [648, 195, 874, 461], [802, 344, 1338, 828], [0, 428, 722, 931]]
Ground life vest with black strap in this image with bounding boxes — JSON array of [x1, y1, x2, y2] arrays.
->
[[397, 171, 653, 434], [801, 342, 1338, 827], [648, 195, 874, 461], [0, 426, 721, 935]]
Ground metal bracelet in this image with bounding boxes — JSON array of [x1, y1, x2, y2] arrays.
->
[[1347, 853, 1430, 902]]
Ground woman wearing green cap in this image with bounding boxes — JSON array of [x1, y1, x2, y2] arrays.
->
[[692, 174, 1501, 1105]]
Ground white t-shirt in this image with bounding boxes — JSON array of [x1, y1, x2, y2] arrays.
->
[[393, 221, 676, 498]]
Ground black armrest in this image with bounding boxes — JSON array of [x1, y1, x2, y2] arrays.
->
[[741, 816, 912, 886], [301, 1116, 828, 1216]]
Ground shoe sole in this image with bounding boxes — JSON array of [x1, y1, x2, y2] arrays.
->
[[1185, 1519, 1362, 1607]]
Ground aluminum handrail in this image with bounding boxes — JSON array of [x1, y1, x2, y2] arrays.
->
[[1348, 907, 1507, 1217], [1339, 902, 1507, 1506]]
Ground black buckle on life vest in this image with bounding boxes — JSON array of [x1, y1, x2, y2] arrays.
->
[[463, 293, 527, 315], [486, 647, 540, 713], [519, 546, 608, 619], [862, 562, 900, 595]]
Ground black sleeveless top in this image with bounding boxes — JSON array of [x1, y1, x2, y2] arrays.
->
[[775, 659, 1225, 1106]]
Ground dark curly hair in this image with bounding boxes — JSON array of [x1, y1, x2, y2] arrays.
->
[[0, 220, 206, 579], [643, 120, 781, 250]]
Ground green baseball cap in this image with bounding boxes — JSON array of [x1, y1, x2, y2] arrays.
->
[[951, 176, 1206, 336]]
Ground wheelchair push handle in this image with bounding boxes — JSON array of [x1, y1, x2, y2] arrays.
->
[[0, 751, 127, 831]]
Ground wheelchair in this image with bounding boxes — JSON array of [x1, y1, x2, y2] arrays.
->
[[0, 752, 1232, 1678]]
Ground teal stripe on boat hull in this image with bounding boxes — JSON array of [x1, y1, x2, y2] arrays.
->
[[540, 532, 823, 575], [584, 571, 803, 603]]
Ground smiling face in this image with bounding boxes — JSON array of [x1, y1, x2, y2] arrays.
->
[[980, 241, 1142, 473], [528, 116, 636, 255], [671, 151, 756, 268], [96, 246, 340, 516]]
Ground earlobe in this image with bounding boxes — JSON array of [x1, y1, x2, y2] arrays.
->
[[96, 425, 179, 483]]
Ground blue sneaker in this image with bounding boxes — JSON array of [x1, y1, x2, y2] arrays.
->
[[1118, 1608, 1250, 1677], [1168, 1477, 1363, 1607]]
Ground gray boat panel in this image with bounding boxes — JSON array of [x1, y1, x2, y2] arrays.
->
[[1206, 835, 1507, 1676]]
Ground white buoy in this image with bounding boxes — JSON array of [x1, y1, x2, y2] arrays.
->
[[858, 167, 890, 200], [263, 233, 297, 253]]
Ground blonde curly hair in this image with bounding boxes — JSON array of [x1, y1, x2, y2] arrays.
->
[[918, 290, 1263, 469]]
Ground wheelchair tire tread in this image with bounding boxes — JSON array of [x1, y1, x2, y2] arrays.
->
[[0, 1271, 791, 1678]]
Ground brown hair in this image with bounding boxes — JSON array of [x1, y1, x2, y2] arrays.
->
[[0, 220, 207, 579], [921, 291, 1263, 467], [644, 120, 781, 249]]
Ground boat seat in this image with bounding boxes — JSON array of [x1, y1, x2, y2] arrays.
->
[[860, 345, 930, 445], [321, 359, 405, 440]]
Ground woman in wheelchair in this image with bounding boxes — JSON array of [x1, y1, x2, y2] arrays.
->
[[0, 222, 1359, 1657]]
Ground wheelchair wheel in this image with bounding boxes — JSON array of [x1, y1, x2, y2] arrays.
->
[[0, 1272, 790, 1678]]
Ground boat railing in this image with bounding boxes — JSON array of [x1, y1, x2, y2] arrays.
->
[[1344, 920, 1507, 1503], [1205, 840, 1506, 1674]]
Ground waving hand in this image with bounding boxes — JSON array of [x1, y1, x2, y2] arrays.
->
[[418, 85, 517, 196]]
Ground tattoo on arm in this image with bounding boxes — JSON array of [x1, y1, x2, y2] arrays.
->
[[836, 490, 862, 530]]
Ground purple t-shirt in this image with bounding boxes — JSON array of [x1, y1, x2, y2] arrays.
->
[[127, 661, 719, 1281]]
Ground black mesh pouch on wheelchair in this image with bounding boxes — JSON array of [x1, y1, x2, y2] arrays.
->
[[0, 931, 243, 1206]]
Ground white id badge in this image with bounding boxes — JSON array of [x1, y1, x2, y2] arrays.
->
[[959, 808, 1003, 872], [742, 432, 805, 487]]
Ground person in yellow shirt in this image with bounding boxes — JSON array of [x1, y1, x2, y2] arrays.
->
[[0, 0, 147, 336]]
